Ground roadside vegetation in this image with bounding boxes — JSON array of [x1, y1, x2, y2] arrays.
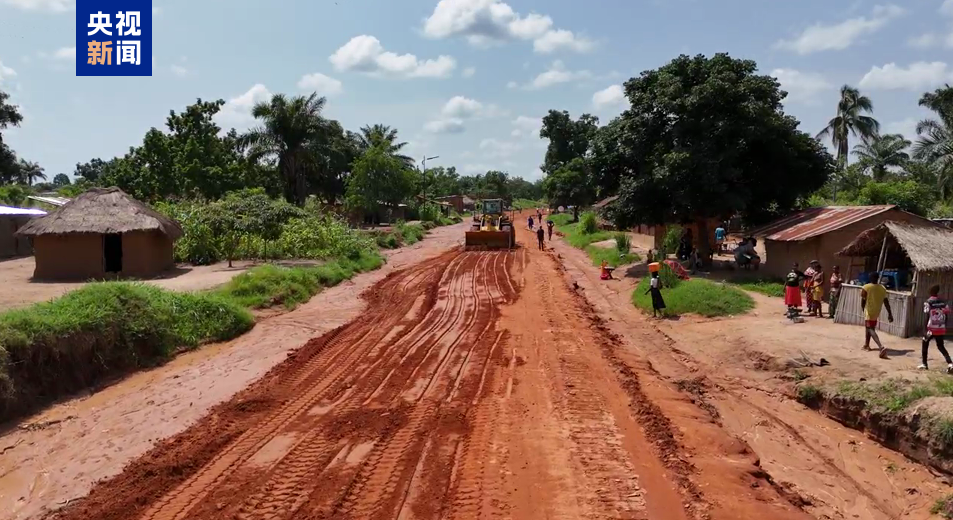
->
[[632, 265, 754, 317], [549, 212, 640, 267], [733, 278, 786, 298]]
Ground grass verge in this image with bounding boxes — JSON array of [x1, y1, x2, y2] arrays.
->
[[632, 276, 754, 317], [0, 283, 254, 420], [733, 278, 786, 298], [213, 250, 384, 310], [550, 213, 641, 267]]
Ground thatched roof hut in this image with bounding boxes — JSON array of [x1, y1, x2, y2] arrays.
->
[[834, 221, 953, 338], [16, 188, 182, 280]]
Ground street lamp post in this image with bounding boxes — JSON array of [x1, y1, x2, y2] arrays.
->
[[422, 155, 439, 171]]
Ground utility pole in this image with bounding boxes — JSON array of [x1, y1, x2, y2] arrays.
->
[[422, 155, 439, 171]]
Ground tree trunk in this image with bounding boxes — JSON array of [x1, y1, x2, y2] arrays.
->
[[695, 218, 713, 269], [572, 205, 579, 222]]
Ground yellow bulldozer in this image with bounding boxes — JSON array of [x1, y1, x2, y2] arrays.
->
[[464, 198, 516, 250]]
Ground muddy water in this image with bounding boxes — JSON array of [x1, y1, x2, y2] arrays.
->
[[0, 223, 468, 520]]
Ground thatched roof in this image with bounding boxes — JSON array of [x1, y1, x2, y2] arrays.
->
[[16, 187, 183, 239], [837, 221, 953, 271]]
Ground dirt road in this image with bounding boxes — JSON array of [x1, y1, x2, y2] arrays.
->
[[43, 221, 816, 520]]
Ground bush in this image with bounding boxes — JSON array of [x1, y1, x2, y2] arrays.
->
[[418, 203, 442, 224], [395, 221, 426, 245], [586, 246, 640, 268], [734, 278, 786, 297], [0, 283, 254, 420], [661, 225, 683, 257], [580, 211, 598, 234], [213, 250, 384, 310], [632, 276, 754, 317], [614, 232, 631, 253]]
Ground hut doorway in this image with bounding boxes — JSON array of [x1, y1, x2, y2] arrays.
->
[[103, 233, 123, 273]]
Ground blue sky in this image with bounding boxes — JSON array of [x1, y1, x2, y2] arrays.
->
[[1, 0, 952, 182]]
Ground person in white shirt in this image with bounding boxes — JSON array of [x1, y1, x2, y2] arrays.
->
[[645, 271, 666, 318]]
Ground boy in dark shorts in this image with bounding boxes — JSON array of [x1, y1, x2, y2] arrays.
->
[[919, 284, 953, 373]]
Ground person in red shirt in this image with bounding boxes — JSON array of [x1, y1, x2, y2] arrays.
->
[[920, 284, 953, 373]]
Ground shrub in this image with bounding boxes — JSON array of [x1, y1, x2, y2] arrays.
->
[[614, 232, 631, 253], [0, 283, 253, 420], [580, 211, 598, 234], [419, 203, 442, 223], [661, 225, 683, 257]]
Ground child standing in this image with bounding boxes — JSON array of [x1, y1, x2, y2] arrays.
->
[[646, 271, 666, 318]]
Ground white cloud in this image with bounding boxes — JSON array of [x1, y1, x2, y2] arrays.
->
[[215, 84, 272, 129], [463, 163, 493, 174], [775, 4, 904, 54], [592, 84, 625, 109], [462, 66, 476, 78], [909, 30, 953, 49], [170, 64, 188, 77], [506, 80, 518, 89], [442, 96, 483, 118], [771, 68, 833, 104], [0, 61, 17, 86], [943, 0, 953, 16], [37, 46, 75, 60], [510, 115, 542, 138], [521, 60, 591, 90], [0, 0, 73, 12], [479, 138, 521, 158], [297, 72, 343, 96], [329, 35, 455, 79], [859, 61, 952, 91], [424, 118, 465, 134], [422, 0, 593, 54], [884, 118, 920, 139]]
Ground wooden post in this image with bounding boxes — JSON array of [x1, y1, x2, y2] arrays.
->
[[875, 233, 889, 276]]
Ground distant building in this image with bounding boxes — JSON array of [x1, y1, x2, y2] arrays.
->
[[0, 205, 47, 258], [16, 188, 183, 280]]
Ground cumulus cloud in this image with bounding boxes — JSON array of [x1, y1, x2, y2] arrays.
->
[[884, 118, 920, 139], [909, 29, 953, 49], [517, 60, 591, 90], [775, 4, 904, 54], [771, 68, 833, 104], [0, 61, 17, 86], [215, 84, 272, 129], [297, 72, 343, 96], [1, 0, 73, 11], [479, 138, 521, 158], [422, 0, 594, 54], [462, 66, 476, 77], [37, 46, 75, 60], [424, 118, 465, 134], [510, 115, 542, 137], [859, 61, 952, 91], [329, 35, 455, 79], [592, 84, 625, 109]]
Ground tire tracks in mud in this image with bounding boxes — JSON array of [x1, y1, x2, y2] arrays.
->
[[49, 248, 518, 520]]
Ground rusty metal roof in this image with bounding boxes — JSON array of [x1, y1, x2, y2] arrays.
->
[[745, 205, 897, 242]]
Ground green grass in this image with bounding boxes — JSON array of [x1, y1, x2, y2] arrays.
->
[[213, 250, 384, 310], [0, 283, 254, 420], [733, 278, 786, 298], [585, 246, 640, 268], [632, 276, 754, 317], [513, 198, 546, 210], [932, 494, 953, 519], [549, 213, 641, 267]]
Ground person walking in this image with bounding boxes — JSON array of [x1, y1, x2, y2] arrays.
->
[[861, 275, 894, 359], [645, 271, 666, 318], [536, 225, 545, 250], [828, 265, 844, 320], [810, 261, 825, 317], [528, 215, 534, 230], [919, 284, 953, 373], [546, 219, 554, 240], [714, 223, 727, 254]]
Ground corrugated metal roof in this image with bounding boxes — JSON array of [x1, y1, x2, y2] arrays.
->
[[27, 195, 71, 206], [0, 205, 47, 216], [745, 205, 897, 242]]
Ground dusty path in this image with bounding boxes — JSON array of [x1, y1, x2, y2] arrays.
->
[[0, 223, 468, 520], [44, 221, 811, 520]]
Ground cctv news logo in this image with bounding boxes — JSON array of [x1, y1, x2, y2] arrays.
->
[[76, 0, 153, 76]]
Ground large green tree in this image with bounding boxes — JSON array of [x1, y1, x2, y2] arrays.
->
[[356, 124, 415, 169], [606, 53, 834, 258], [16, 159, 45, 186], [346, 145, 415, 220], [852, 133, 910, 181], [0, 89, 23, 184], [817, 85, 880, 168], [539, 110, 599, 176], [244, 93, 331, 206], [73, 158, 107, 182], [542, 157, 595, 221], [914, 85, 953, 198]]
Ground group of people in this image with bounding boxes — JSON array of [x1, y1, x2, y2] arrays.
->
[[784, 260, 844, 319], [528, 208, 554, 250]]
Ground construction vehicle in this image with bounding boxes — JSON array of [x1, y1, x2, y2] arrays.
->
[[465, 198, 516, 250]]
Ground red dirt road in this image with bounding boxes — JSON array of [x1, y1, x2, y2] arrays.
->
[[48, 225, 810, 520]]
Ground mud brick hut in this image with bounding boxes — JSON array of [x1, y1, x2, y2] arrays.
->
[[835, 222, 953, 338], [0, 205, 46, 258], [15, 188, 183, 280], [744, 205, 936, 280]]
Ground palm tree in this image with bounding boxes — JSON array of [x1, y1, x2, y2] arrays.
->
[[852, 133, 910, 181], [817, 85, 881, 168], [242, 93, 331, 206], [16, 159, 46, 186], [356, 124, 415, 168], [913, 85, 953, 200]]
